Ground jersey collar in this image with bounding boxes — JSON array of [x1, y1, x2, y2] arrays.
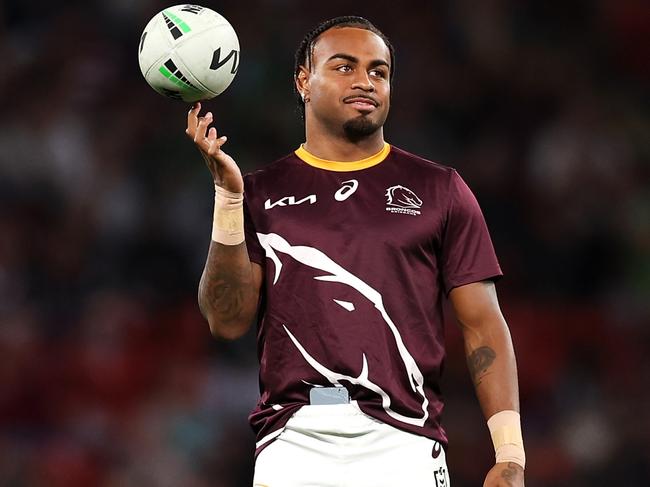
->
[[295, 142, 391, 172]]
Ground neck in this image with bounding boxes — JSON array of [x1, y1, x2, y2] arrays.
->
[[302, 120, 385, 162]]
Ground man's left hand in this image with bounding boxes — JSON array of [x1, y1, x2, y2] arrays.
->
[[483, 462, 524, 486]]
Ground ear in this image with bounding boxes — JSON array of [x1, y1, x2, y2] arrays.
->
[[295, 65, 310, 99]]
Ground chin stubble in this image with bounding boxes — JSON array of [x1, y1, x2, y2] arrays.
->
[[342, 116, 381, 142]]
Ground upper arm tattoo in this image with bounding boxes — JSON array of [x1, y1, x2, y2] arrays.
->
[[467, 346, 496, 386], [199, 242, 254, 325]]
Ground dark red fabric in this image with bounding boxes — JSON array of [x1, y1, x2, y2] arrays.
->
[[243, 145, 502, 453]]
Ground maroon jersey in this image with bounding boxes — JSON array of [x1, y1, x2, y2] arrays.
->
[[243, 143, 502, 453]]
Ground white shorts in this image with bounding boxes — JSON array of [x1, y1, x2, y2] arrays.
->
[[253, 403, 450, 487]]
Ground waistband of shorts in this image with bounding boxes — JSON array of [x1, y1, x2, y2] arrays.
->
[[292, 401, 367, 418]]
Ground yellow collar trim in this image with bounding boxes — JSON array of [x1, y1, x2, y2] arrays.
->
[[295, 142, 391, 172]]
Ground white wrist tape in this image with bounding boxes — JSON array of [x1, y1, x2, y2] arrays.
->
[[211, 185, 244, 245], [487, 410, 526, 469]]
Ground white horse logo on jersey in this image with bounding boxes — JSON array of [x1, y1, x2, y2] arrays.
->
[[257, 232, 429, 427], [385, 185, 422, 209], [385, 185, 422, 216]]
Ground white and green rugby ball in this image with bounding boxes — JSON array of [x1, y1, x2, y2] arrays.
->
[[138, 4, 240, 102]]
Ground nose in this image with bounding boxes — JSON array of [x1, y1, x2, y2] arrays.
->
[[351, 71, 375, 92]]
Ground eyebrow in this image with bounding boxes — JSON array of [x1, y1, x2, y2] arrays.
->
[[326, 53, 390, 70]]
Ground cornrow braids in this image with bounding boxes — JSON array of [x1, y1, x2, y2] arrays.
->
[[293, 16, 395, 119]]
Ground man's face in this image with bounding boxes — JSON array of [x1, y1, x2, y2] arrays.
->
[[299, 27, 391, 140]]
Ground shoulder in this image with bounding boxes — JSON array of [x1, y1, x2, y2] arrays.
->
[[244, 152, 300, 183], [243, 152, 302, 189], [390, 145, 456, 174], [389, 145, 459, 185]]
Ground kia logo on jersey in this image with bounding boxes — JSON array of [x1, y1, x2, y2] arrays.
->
[[334, 179, 359, 202], [264, 194, 317, 210]]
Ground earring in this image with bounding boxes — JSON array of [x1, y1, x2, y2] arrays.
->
[[301, 92, 310, 103]]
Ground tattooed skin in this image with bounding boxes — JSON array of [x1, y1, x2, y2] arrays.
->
[[199, 241, 255, 331], [467, 346, 496, 386], [500, 462, 522, 486]]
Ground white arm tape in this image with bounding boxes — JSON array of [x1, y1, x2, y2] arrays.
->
[[211, 185, 244, 245], [487, 410, 526, 469]]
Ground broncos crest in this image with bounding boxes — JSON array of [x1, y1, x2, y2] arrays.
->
[[385, 185, 423, 209]]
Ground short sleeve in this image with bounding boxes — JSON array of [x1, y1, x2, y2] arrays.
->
[[440, 170, 503, 294], [243, 192, 265, 265]]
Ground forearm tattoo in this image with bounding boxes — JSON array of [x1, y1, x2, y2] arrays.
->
[[467, 346, 496, 386], [200, 242, 252, 325]]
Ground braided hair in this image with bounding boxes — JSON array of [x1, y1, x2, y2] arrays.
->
[[293, 16, 395, 119]]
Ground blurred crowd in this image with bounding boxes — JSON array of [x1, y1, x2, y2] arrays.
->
[[0, 0, 648, 486]]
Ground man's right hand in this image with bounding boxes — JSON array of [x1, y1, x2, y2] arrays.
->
[[186, 102, 244, 193]]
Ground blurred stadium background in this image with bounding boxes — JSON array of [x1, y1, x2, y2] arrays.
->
[[0, 0, 648, 485]]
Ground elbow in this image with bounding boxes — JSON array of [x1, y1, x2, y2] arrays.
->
[[197, 285, 258, 340], [206, 315, 252, 340]]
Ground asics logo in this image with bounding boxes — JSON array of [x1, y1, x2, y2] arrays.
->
[[334, 179, 359, 202]]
